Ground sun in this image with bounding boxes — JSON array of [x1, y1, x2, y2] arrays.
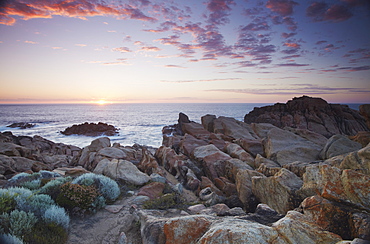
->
[[96, 99, 108, 105]]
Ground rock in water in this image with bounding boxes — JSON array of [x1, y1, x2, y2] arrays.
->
[[244, 96, 369, 138], [7, 122, 35, 129], [61, 122, 118, 136]]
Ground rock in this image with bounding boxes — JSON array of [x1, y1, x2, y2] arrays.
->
[[10, 156, 36, 172], [224, 142, 254, 167], [283, 161, 319, 178], [182, 122, 211, 140], [244, 96, 369, 138], [299, 164, 370, 211], [340, 145, 370, 175], [240, 203, 284, 226], [273, 210, 343, 243], [224, 158, 254, 182], [235, 169, 264, 212], [201, 114, 217, 132], [0, 142, 30, 157], [349, 131, 370, 147], [235, 138, 264, 158], [264, 127, 323, 166], [252, 168, 303, 214], [212, 116, 257, 140], [137, 182, 166, 200], [104, 204, 124, 213], [197, 218, 279, 244], [0, 155, 16, 177], [301, 195, 370, 240], [320, 135, 362, 159], [61, 122, 119, 136], [163, 215, 214, 244], [75, 137, 110, 170], [192, 144, 231, 181], [359, 104, 370, 129], [97, 147, 126, 159], [53, 166, 90, 177], [138, 147, 159, 175], [285, 127, 328, 148], [179, 134, 208, 156], [7, 122, 35, 129], [187, 204, 207, 214], [226, 207, 246, 216], [96, 159, 150, 185]]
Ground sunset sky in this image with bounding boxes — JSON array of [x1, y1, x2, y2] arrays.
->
[[0, 0, 369, 104]]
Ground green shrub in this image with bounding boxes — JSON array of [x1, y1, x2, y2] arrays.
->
[[0, 192, 16, 214], [43, 205, 70, 230], [37, 177, 71, 200], [20, 179, 41, 190], [9, 210, 37, 239], [23, 221, 68, 244], [72, 173, 120, 202], [56, 182, 99, 211], [17, 194, 55, 218]]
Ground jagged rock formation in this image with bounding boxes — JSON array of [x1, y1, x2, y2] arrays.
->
[[244, 96, 369, 138]]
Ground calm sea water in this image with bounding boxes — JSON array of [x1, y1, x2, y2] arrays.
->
[[0, 103, 269, 148], [0, 103, 362, 148]]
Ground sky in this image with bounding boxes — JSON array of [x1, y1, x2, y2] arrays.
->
[[0, 0, 369, 104]]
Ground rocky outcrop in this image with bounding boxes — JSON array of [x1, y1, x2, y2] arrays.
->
[[61, 122, 119, 136], [244, 96, 369, 138], [0, 132, 80, 180], [7, 122, 35, 129], [360, 104, 370, 129]]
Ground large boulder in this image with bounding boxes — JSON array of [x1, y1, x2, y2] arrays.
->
[[264, 127, 323, 166], [340, 144, 370, 175], [94, 159, 150, 185], [252, 168, 303, 214], [320, 135, 362, 159], [235, 169, 264, 212], [244, 96, 369, 138], [301, 195, 370, 240]]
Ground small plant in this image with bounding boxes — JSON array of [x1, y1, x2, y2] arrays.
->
[[0, 192, 16, 214], [72, 173, 120, 202], [43, 205, 70, 230], [23, 221, 68, 244], [20, 179, 41, 190], [9, 210, 37, 239], [56, 182, 99, 211], [37, 177, 72, 200], [16, 194, 55, 218]]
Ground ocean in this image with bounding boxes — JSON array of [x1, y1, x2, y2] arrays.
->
[[0, 103, 362, 148]]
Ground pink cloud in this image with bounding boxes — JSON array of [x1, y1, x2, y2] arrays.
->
[[140, 46, 161, 52], [0, 0, 156, 25], [266, 0, 298, 16], [306, 2, 353, 22]]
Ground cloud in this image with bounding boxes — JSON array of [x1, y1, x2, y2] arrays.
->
[[277, 63, 309, 67], [140, 46, 161, 52], [205, 84, 370, 95], [306, 2, 353, 22], [266, 0, 298, 16], [24, 40, 38, 44], [112, 47, 132, 53], [281, 32, 296, 38], [206, 0, 235, 25], [160, 78, 241, 83], [75, 44, 87, 47], [284, 42, 300, 48], [164, 64, 186, 68], [0, 0, 156, 26]]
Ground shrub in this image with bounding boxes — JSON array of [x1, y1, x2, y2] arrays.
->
[[72, 173, 120, 202], [43, 205, 70, 230], [0, 233, 24, 244], [0, 192, 16, 214], [37, 177, 71, 200], [23, 221, 68, 244], [20, 179, 41, 190], [56, 182, 99, 211], [16, 194, 55, 218], [8, 173, 31, 183], [9, 210, 37, 239]]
